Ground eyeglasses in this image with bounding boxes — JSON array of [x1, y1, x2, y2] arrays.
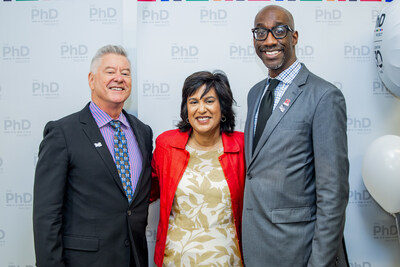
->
[[251, 25, 294, 41]]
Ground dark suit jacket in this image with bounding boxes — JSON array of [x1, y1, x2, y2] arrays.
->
[[242, 64, 349, 267], [33, 103, 153, 267]]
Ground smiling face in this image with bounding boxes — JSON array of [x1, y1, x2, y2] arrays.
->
[[187, 85, 222, 138], [254, 6, 298, 77], [88, 53, 131, 117]]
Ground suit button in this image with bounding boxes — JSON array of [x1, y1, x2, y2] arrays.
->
[[124, 239, 130, 246], [127, 210, 132, 216]]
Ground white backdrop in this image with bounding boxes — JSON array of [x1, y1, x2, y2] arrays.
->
[[1, 0, 400, 266]]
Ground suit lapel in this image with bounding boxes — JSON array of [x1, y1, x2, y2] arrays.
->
[[249, 65, 310, 168], [245, 79, 268, 166], [79, 104, 126, 195]]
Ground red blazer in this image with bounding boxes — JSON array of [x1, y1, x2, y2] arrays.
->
[[150, 129, 245, 266]]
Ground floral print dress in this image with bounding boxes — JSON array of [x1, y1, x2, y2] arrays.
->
[[163, 146, 242, 267]]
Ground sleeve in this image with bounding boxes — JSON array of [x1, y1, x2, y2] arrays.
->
[[33, 121, 68, 267], [308, 88, 349, 267]]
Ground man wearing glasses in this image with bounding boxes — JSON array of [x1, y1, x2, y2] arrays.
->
[[242, 5, 349, 267]]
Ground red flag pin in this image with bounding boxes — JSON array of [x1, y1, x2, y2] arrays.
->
[[283, 99, 291, 107]]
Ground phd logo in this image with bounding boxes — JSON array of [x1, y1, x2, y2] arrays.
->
[[373, 223, 398, 241], [347, 116, 372, 134], [142, 81, 170, 98], [200, 9, 227, 25], [31, 7, 59, 25], [2, 45, 30, 63], [89, 6, 117, 24], [349, 262, 372, 267], [4, 118, 32, 135], [146, 227, 157, 243], [141, 8, 169, 26], [32, 80, 60, 98], [5, 191, 33, 210], [349, 189, 372, 207], [344, 44, 372, 61], [60, 44, 88, 62], [171, 44, 199, 63], [296, 45, 314, 62], [315, 8, 342, 24], [372, 79, 392, 97], [229, 44, 255, 62]]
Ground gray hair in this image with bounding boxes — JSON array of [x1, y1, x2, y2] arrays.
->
[[90, 45, 130, 73]]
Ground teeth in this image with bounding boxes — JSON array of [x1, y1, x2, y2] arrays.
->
[[110, 87, 123, 91], [265, 51, 279, 55], [197, 117, 209, 122]]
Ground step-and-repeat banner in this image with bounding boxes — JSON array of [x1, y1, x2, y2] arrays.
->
[[1, 0, 400, 266]]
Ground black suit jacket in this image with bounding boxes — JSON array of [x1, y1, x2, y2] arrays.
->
[[33, 103, 153, 267]]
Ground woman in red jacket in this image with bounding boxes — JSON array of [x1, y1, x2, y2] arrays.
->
[[150, 71, 245, 266]]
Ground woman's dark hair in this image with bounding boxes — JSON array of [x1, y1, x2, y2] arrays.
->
[[177, 70, 236, 133]]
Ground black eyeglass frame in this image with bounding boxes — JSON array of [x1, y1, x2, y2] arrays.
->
[[251, 25, 294, 41]]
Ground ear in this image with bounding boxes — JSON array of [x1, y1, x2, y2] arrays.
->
[[88, 72, 95, 91], [292, 30, 299, 46]]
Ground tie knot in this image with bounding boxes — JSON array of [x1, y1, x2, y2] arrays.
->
[[267, 79, 280, 92], [109, 120, 121, 129]]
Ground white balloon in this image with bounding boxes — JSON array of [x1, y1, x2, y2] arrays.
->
[[362, 135, 400, 214], [374, 1, 400, 97]]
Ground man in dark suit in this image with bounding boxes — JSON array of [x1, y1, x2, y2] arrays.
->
[[33, 45, 153, 267], [242, 6, 349, 267]]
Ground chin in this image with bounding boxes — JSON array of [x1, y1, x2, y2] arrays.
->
[[264, 60, 284, 70]]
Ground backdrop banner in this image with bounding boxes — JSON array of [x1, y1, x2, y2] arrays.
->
[[1, 0, 400, 266]]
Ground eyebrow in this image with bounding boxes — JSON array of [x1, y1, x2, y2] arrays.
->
[[104, 66, 131, 72], [255, 21, 285, 27]]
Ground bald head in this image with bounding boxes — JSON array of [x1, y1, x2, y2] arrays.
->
[[255, 5, 295, 30], [252, 5, 298, 77]]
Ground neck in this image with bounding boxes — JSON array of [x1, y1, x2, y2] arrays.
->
[[92, 101, 123, 120], [188, 131, 222, 151]]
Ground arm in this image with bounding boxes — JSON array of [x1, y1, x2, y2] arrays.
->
[[33, 121, 68, 267], [308, 88, 349, 267]]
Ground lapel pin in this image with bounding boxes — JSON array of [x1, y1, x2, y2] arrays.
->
[[283, 99, 291, 107], [279, 105, 285, 112], [94, 142, 102, 148]]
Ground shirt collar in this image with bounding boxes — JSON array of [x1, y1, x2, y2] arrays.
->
[[268, 59, 301, 85], [89, 102, 130, 128]]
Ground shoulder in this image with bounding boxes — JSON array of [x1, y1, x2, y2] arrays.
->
[[300, 66, 341, 95], [124, 111, 152, 133], [291, 67, 344, 108], [228, 131, 244, 140], [156, 129, 187, 145], [249, 79, 267, 95], [44, 109, 81, 131], [222, 131, 244, 150]]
